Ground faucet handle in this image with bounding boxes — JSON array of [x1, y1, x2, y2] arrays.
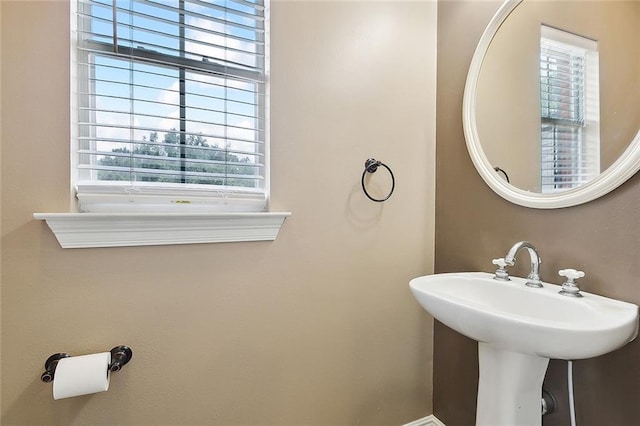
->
[[492, 258, 507, 268], [558, 269, 585, 298], [492, 258, 510, 281], [559, 269, 585, 281]]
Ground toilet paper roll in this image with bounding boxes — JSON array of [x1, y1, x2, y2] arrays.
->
[[53, 352, 111, 400]]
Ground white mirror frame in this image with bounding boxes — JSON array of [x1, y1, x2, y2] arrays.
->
[[463, 0, 640, 209]]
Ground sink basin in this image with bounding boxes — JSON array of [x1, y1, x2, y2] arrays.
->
[[410, 272, 639, 426], [410, 272, 638, 360]]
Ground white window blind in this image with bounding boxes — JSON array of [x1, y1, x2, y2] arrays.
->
[[74, 0, 267, 212], [539, 26, 599, 193]]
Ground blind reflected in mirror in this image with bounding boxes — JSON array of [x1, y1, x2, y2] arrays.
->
[[539, 25, 600, 193]]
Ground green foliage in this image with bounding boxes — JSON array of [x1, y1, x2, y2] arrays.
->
[[97, 129, 257, 187]]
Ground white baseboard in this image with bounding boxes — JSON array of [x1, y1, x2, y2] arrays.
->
[[403, 414, 446, 426]]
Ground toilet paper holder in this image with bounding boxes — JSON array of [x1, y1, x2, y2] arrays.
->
[[41, 345, 133, 382]]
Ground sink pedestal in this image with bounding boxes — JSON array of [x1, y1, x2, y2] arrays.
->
[[476, 342, 550, 426]]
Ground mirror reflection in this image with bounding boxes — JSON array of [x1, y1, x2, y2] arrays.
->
[[476, 0, 640, 193]]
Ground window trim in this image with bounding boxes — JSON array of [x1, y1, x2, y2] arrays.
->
[[33, 212, 290, 248]]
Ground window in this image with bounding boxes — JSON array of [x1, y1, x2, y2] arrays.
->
[[74, 0, 267, 212], [539, 26, 599, 193]]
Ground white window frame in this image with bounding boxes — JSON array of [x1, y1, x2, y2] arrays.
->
[[539, 25, 600, 193]]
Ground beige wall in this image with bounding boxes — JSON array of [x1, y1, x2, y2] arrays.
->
[[436, 1, 640, 425], [1, 1, 437, 425]]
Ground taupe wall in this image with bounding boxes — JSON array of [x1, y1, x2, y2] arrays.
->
[[436, 1, 640, 425], [0, 1, 437, 425]]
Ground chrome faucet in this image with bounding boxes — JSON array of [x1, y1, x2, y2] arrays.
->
[[504, 241, 543, 288]]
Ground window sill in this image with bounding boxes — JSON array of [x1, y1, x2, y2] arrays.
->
[[33, 212, 291, 248]]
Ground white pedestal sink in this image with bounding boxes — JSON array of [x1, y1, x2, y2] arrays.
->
[[410, 272, 639, 426]]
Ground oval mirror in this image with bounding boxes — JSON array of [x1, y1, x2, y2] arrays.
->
[[464, 0, 640, 209]]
